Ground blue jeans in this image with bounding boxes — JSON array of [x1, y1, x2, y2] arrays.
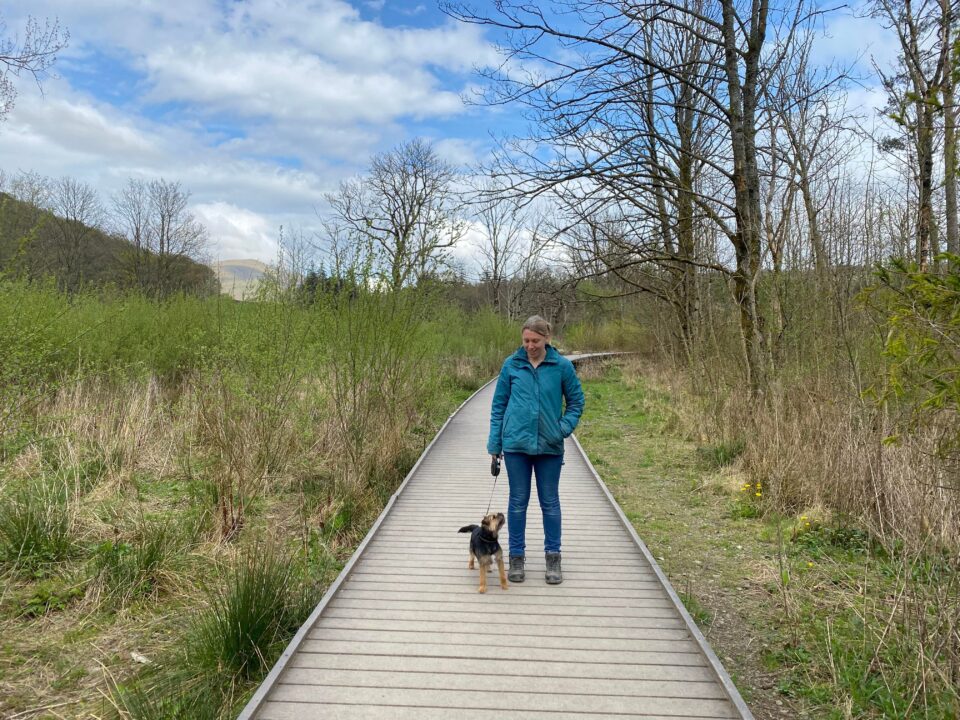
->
[[503, 452, 563, 556]]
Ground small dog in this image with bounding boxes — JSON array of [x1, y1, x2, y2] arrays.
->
[[458, 512, 507, 593]]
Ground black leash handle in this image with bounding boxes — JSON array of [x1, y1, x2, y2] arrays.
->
[[485, 454, 502, 515]]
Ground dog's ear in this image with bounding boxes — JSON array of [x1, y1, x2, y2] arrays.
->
[[496, 512, 505, 530]]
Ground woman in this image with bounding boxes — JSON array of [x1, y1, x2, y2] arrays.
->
[[487, 315, 585, 585]]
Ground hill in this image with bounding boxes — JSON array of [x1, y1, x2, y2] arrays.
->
[[0, 192, 218, 296], [210, 259, 268, 300]]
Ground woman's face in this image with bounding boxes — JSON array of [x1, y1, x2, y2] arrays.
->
[[522, 329, 548, 361]]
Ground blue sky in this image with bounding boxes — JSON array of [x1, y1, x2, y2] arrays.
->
[[1, 1, 895, 264]]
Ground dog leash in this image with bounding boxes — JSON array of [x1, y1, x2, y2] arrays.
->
[[485, 454, 502, 515]]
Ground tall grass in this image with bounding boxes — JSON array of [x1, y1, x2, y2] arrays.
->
[[2, 276, 516, 538], [622, 261, 960, 716], [612, 355, 960, 716], [0, 476, 77, 574], [563, 317, 652, 352], [190, 546, 316, 680], [88, 521, 181, 608]]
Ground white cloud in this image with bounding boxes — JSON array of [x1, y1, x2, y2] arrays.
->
[[812, 4, 899, 75], [0, 83, 329, 259], [194, 201, 280, 262], [142, 45, 464, 125], [432, 137, 487, 168]]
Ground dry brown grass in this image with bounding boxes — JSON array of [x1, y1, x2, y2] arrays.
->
[[649, 362, 960, 554]]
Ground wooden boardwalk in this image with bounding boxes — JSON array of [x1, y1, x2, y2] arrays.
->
[[238, 365, 754, 719]]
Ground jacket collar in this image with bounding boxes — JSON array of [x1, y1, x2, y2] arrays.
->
[[511, 344, 560, 367]]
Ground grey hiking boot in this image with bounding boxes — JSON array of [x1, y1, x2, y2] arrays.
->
[[545, 552, 563, 584], [508, 555, 525, 583]]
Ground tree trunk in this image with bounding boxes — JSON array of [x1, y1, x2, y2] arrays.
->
[[941, 0, 958, 257], [722, 0, 768, 396], [917, 100, 935, 270]]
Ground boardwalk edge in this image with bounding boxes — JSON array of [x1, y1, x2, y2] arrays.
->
[[235, 377, 498, 720]]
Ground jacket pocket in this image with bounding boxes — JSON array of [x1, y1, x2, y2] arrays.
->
[[539, 415, 563, 448], [502, 406, 522, 447]]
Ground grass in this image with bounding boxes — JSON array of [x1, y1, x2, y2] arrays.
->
[[88, 521, 182, 609], [0, 476, 77, 574], [576, 360, 960, 720], [190, 546, 316, 681], [0, 412, 454, 718]]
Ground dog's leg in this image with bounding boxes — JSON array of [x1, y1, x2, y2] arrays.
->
[[468, 553, 475, 570], [496, 551, 508, 590], [478, 557, 489, 593]]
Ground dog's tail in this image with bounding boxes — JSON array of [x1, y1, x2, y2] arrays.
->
[[458, 524, 478, 533]]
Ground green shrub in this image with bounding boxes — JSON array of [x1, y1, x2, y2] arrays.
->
[[110, 545, 319, 719], [696, 438, 746, 468], [867, 255, 960, 458]]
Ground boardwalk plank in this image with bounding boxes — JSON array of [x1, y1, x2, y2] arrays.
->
[[314, 617, 691, 639], [267, 685, 738, 717], [307, 628, 694, 652], [341, 579, 667, 597], [321, 607, 689, 628], [289, 653, 716, 681], [299, 639, 707, 665], [278, 668, 726, 698], [259, 702, 736, 720]]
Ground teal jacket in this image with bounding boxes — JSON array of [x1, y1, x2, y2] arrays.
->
[[487, 345, 585, 456]]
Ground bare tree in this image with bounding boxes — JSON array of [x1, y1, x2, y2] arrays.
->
[[325, 139, 466, 291], [110, 177, 207, 296], [0, 14, 69, 121], [473, 183, 550, 318], [872, 0, 952, 268], [45, 176, 104, 291], [938, 0, 958, 257], [148, 179, 207, 295], [112, 178, 152, 289]]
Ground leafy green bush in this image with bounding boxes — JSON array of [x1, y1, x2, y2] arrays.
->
[[18, 578, 86, 617], [867, 254, 960, 457]]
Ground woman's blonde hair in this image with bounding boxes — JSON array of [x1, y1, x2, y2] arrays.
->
[[522, 315, 552, 337]]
